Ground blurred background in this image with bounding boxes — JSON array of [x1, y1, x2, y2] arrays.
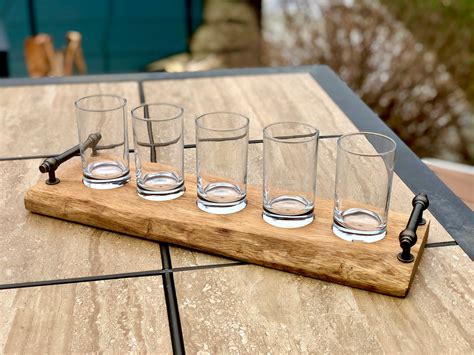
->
[[0, 0, 472, 203]]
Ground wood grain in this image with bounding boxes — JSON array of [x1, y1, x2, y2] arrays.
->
[[25, 158, 429, 297]]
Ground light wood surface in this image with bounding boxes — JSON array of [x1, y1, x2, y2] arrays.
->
[[25, 158, 428, 297], [24, 31, 87, 77], [174, 246, 473, 354], [24, 34, 57, 77], [63, 31, 87, 76]]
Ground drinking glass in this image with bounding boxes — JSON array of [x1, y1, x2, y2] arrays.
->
[[75, 94, 130, 189], [131, 103, 185, 201], [263, 122, 319, 228], [196, 112, 249, 214], [333, 132, 396, 242]]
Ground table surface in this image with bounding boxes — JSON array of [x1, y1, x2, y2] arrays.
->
[[0, 66, 472, 353]]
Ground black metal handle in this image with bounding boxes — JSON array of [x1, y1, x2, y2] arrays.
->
[[397, 193, 429, 263], [39, 133, 101, 185]]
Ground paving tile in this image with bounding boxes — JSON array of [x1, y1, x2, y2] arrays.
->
[[0, 82, 140, 158], [143, 73, 364, 144], [173, 246, 473, 353], [0, 159, 162, 285], [0, 277, 171, 353]]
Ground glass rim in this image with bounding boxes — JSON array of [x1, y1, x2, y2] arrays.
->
[[337, 132, 397, 157], [75, 94, 127, 112], [263, 122, 319, 144], [131, 103, 184, 122], [195, 112, 250, 132]]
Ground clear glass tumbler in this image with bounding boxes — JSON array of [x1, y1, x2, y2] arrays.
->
[[263, 122, 319, 228], [131, 103, 185, 201], [75, 94, 130, 189], [196, 112, 249, 214], [333, 132, 396, 242]]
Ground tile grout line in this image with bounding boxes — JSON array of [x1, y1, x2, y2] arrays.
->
[[425, 240, 458, 248], [0, 261, 246, 291], [0, 241, 462, 291], [0, 269, 166, 290], [139, 81, 186, 355], [0, 137, 341, 162], [160, 245, 186, 355]]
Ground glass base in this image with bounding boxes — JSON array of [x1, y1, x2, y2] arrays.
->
[[332, 207, 386, 243], [137, 182, 185, 201], [262, 208, 314, 228], [82, 171, 130, 190], [332, 222, 386, 243], [197, 196, 247, 215]]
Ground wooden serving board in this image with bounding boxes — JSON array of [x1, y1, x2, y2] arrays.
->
[[24, 158, 429, 297]]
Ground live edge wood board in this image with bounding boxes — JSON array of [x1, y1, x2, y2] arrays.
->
[[24, 158, 429, 297]]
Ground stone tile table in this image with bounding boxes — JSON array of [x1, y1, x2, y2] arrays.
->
[[1, 66, 472, 353]]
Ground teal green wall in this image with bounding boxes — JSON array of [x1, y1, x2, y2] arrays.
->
[[0, 0, 202, 77]]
